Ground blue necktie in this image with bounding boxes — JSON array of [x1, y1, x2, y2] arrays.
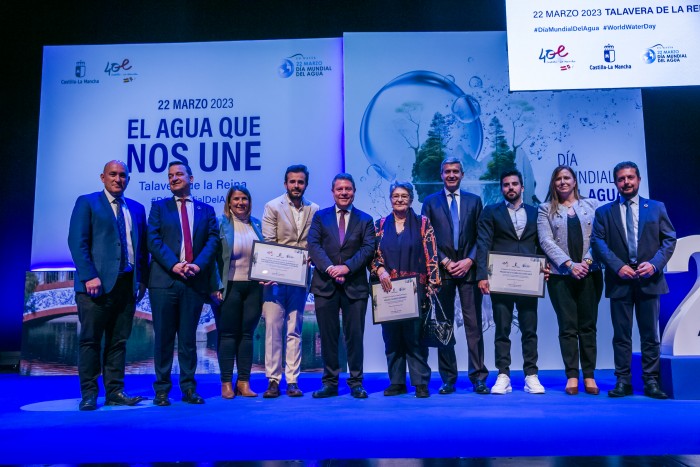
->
[[115, 198, 129, 272], [449, 193, 459, 250], [625, 199, 637, 263]]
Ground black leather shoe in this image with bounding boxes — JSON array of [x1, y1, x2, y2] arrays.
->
[[263, 380, 281, 398], [312, 385, 338, 398], [438, 383, 455, 394], [182, 389, 205, 404], [608, 381, 634, 398], [105, 391, 144, 406], [79, 394, 97, 411], [351, 385, 368, 399], [415, 384, 430, 398], [644, 381, 669, 400], [153, 391, 171, 406], [473, 380, 490, 394], [383, 384, 408, 396], [286, 383, 303, 397]]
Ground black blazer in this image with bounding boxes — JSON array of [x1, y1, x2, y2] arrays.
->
[[307, 206, 375, 300], [147, 196, 219, 294], [476, 202, 540, 281], [591, 197, 676, 298], [421, 189, 482, 281]]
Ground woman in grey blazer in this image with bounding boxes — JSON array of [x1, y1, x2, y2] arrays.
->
[[538, 166, 603, 395], [211, 186, 264, 399]]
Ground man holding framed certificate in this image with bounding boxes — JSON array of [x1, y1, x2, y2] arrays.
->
[[259, 165, 319, 398], [476, 170, 547, 395]]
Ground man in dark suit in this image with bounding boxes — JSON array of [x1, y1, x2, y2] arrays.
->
[[307, 173, 375, 398], [591, 161, 676, 399], [147, 161, 218, 405], [476, 170, 546, 395], [68, 160, 149, 411], [422, 157, 488, 395]]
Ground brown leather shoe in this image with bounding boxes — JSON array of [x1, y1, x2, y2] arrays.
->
[[221, 382, 235, 399], [235, 380, 257, 397], [584, 378, 600, 395], [263, 380, 280, 398], [286, 383, 303, 397], [565, 378, 579, 395]]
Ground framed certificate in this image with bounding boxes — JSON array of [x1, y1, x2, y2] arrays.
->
[[371, 275, 420, 324], [487, 251, 546, 297], [248, 241, 309, 288]]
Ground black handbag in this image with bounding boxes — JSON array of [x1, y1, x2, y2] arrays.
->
[[421, 293, 455, 348]]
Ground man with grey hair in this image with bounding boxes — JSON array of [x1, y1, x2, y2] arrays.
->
[[421, 157, 489, 394]]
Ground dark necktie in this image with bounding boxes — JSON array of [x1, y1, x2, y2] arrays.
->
[[114, 198, 129, 272], [180, 198, 194, 263], [338, 209, 347, 245], [625, 199, 637, 263], [449, 193, 459, 250]]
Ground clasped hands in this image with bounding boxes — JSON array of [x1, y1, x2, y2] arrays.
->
[[618, 261, 655, 279], [172, 261, 200, 279], [328, 264, 350, 284]]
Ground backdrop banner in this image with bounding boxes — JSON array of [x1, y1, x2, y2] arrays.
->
[[343, 32, 649, 372]]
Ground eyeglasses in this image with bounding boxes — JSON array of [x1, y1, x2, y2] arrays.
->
[[391, 194, 410, 200]]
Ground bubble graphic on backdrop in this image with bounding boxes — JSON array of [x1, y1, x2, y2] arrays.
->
[[360, 70, 483, 182], [469, 76, 483, 89]]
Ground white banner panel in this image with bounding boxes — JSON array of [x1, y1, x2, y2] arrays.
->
[[344, 32, 648, 371], [32, 38, 343, 269], [506, 0, 700, 90]]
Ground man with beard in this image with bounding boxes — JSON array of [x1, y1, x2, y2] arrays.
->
[[147, 161, 218, 406], [260, 165, 319, 398], [68, 160, 149, 410], [308, 173, 375, 399], [591, 161, 676, 399], [476, 170, 547, 395]]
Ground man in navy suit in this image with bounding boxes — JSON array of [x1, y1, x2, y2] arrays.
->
[[308, 173, 375, 398], [476, 170, 546, 395], [422, 157, 489, 395], [147, 161, 218, 405], [591, 161, 676, 399], [68, 160, 149, 411]]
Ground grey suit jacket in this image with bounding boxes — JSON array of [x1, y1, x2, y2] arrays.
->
[[537, 198, 599, 275], [262, 194, 319, 249]]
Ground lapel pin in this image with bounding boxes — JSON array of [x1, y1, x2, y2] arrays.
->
[[644, 204, 648, 208]]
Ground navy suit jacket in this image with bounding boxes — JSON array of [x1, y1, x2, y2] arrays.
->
[[476, 202, 540, 282], [68, 191, 149, 295], [422, 189, 483, 281], [591, 197, 676, 298], [147, 196, 219, 295], [307, 206, 375, 300]]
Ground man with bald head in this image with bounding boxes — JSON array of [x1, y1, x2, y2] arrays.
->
[[68, 160, 149, 410]]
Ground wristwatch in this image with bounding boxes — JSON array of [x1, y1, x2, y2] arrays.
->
[[584, 258, 593, 266]]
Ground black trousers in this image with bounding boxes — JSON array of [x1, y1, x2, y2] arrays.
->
[[547, 271, 603, 379], [150, 280, 205, 393], [436, 278, 487, 385], [381, 317, 430, 386], [610, 284, 661, 385], [76, 272, 135, 398], [492, 293, 539, 376], [314, 290, 367, 388], [213, 281, 263, 383]]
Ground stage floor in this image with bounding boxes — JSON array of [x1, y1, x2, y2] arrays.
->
[[1, 370, 699, 464]]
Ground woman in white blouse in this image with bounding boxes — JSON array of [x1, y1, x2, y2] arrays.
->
[[211, 186, 264, 399]]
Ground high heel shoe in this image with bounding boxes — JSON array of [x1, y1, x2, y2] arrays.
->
[[235, 380, 258, 397], [221, 382, 235, 399], [565, 378, 579, 395], [584, 378, 600, 395]]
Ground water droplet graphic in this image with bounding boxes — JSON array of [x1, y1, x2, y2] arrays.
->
[[468, 76, 483, 88], [360, 70, 483, 182]]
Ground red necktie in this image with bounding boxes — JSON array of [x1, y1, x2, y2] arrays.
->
[[338, 209, 347, 245], [180, 198, 194, 263]]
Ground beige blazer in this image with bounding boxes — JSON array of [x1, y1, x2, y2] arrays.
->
[[261, 193, 319, 248]]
